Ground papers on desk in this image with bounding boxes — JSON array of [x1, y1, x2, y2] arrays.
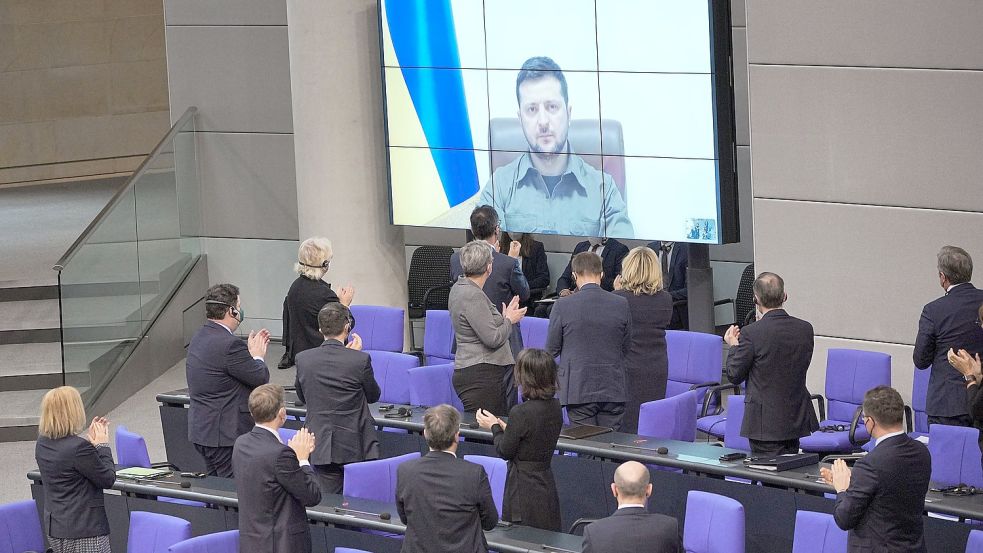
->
[[744, 453, 819, 472], [116, 467, 171, 480], [676, 454, 726, 467]]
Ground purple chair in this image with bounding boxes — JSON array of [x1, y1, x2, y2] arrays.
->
[[800, 349, 892, 453], [343, 452, 421, 503], [928, 424, 983, 487], [350, 305, 405, 353], [464, 455, 507, 516], [967, 529, 983, 553], [167, 530, 238, 553], [723, 395, 750, 452], [519, 317, 549, 350], [0, 500, 44, 553], [638, 390, 698, 441], [666, 331, 723, 417], [910, 365, 930, 439], [278, 427, 298, 444], [116, 426, 205, 508], [408, 363, 464, 411], [369, 351, 419, 405], [423, 310, 455, 365], [791, 510, 847, 553], [697, 382, 744, 440], [683, 491, 745, 553], [335, 549, 373, 553], [128, 511, 192, 553]]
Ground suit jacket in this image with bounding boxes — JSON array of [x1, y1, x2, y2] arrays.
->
[[295, 339, 381, 465], [233, 427, 322, 553], [614, 289, 673, 433], [520, 240, 550, 293], [35, 436, 116, 539], [726, 309, 819, 441], [546, 283, 632, 405], [833, 434, 931, 553], [647, 241, 688, 302], [557, 239, 629, 293], [913, 283, 983, 417], [582, 506, 681, 553], [968, 384, 983, 456], [396, 451, 499, 553], [448, 277, 515, 369], [282, 276, 340, 365], [451, 246, 529, 356], [186, 321, 270, 447]]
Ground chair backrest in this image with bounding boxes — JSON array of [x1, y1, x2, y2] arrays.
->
[[116, 425, 152, 468], [723, 395, 750, 452], [638, 390, 698, 441], [666, 331, 723, 410], [519, 317, 549, 350], [423, 310, 455, 365], [167, 530, 239, 553], [343, 452, 421, 503], [369, 350, 420, 404], [824, 349, 892, 422], [0, 500, 45, 553], [683, 491, 745, 553], [464, 455, 507, 516], [408, 363, 464, 411], [128, 511, 192, 553], [967, 529, 983, 553], [408, 246, 454, 318], [277, 427, 298, 444], [735, 263, 756, 327], [350, 305, 405, 352], [911, 366, 930, 434], [928, 424, 983, 487], [790, 510, 847, 553]]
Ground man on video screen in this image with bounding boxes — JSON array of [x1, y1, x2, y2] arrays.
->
[[478, 56, 634, 238]]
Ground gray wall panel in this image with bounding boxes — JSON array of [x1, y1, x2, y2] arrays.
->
[[808, 337, 917, 405], [165, 26, 293, 133], [749, 65, 983, 212], [745, 0, 983, 69], [731, 0, 746, 27], [732, 28, 749, 147], [164, 0, 287, 26]]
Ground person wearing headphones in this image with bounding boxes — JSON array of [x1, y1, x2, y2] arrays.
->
[[187, 283, 271, 477]]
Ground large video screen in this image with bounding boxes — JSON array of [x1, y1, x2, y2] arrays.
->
[[379, 0, 738, 243]]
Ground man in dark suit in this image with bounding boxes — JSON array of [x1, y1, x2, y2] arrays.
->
[[557, 238, 629, 293], [186, 283, 270, 477], [822, 386, 931, 553], [233, 384, 322, 553], [583, 461, 681, 553], [914, 245, 983, 427], [547, 252, 632, 429], [648, 241, 689, 329], [396, 404, 499, 553], [724, 272, 818, 457], [295, 302, 381, 494]]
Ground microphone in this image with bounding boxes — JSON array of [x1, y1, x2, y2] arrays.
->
[[333, 506, 392, 521], [134, 479, 191, 489], [610, 443, 669, 455]]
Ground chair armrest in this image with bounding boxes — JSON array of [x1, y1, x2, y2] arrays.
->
[[849, 405, 870, 447], [568, 518, 598, 536], [903, 405, 914, 434], [150, 462, 182, 471], [421, 280, 454, 311], [713, 298, 734, 307], [810, 394, 827, 421], [700, 383, 742, 418], [688, 381, 722, 392]]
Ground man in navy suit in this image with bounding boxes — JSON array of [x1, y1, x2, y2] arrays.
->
[[822, 386, 931, 553], [914, 246, 983, 427], [557, 238, 629, 293], [648, 241, 688, 329], [547, 252, 632, 429], [186, 283, 270, 477], [233, 384, 322, 553], [582, 461, 681, 553]]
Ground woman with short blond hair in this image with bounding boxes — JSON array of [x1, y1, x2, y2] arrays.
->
[[35, 386, 116, 553]]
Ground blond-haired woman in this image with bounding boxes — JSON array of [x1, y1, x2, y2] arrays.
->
[[35, 386, 116, 553], [280, 237, 355, 369], [613, 246, 673, 433]]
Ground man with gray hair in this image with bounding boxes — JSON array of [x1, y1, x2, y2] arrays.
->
[[915, 245, 983, 427], [582, 461, 681, 552], [396, 405, 498, 553]]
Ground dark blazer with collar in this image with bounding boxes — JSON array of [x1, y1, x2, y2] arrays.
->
[[282, 276, 340, 365], [35, 435, 116, 539], [582, 506, 681, 553], [396, 451, 499, 553], [913, 282, 983, 417], [726, 309, 819, 441], [647, 241, 688, 302], [546, 283, 632, 405], [451, 248, 531, 312], [233, 426, 322, 553], [521, 240, 550, 293], [186, 321, 270, 447], [295, 339, 381, 465], [833, 433, 931, 553], [557, 239, 629, 293]]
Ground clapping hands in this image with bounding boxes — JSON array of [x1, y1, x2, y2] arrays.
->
[[503, 296, 526, 324], [86, 416, 110, 445]]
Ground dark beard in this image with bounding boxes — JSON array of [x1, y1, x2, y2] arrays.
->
[[530, 139, 567, 161]]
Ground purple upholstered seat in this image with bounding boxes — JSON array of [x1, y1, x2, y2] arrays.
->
[[408, 363, 464, 411], [967, 529, 983, 553], [911, 365, 930, 439], [350, 305, 405, 353], [928, 423, 983, 487], [464, 455, 507, 516], [369, 351, 419, 405], [638, 390, 698, 441], [0, 500, 44, 553], [423, 310, 455, 365], [519, 317, 549, 350], [666, 331, 723, 417], [683, 491, 745, 553], [343, 452, 421, 503], [167, 530, 238, 553], [790, 510, 847, 553], [723, 395, 750, 453], [127, 511, 192, 553], [116, 426, 206, 508]]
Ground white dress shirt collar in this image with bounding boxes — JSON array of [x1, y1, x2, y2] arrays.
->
[[874, 430, 906, 448]]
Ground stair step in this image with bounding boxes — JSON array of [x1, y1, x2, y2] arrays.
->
[[0, 299, 59, 331], [0, 285, 58, 302], [0, 342, 61, 376], [0, 328, 61, 345], [0, 389, 47, 427]]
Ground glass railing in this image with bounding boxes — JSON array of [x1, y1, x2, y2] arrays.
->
[[53, 107, 201, 406]]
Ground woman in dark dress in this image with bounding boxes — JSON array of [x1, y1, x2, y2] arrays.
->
[[613, 246, 674, 433], [500, 232, 550, 308], [476, 349, 563, 531]]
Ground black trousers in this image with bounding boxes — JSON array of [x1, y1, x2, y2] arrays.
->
[[194, 444, 234, 477], [566, 402, 626, 430], [748, 438, 800, 458], [453, 363, 507, 415], [928, 414, 973, 427], [314, 463, 345, 495]]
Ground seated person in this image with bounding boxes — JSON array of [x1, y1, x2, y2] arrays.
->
[[499, 231, 549, 308], [647, 241, 688, 329], [534, 237, 627, 318]]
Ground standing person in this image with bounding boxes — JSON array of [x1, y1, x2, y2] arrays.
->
[[546, 252, 632, 429], [476, 349, 563, 531], [647, 240, 689, 329], [233, 384, 322, 553], [187, 283, 270, 477], [724, 272, 818, 457], [821, 387, 931, 553], [947, 301, 983, 469], [295, 302, 380, 495], [499, 231, 549, 308], [35, 386, 116, 553], [613, 246, 673, 433], [914, 245, 983, 427], [449, 240, 527, 414], [280, 237, 355, 369]]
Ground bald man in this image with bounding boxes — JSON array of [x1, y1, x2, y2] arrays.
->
[[582, 461, 681, 553]]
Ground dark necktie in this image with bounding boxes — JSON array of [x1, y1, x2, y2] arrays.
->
[[661, 245, 671, 284], [590, 243, 601, 254]]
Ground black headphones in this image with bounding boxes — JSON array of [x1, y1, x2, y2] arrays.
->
[[299, 259, 329, 269], [205, 300, 240, 320], [819, 424, 849, 433], [932, 484, 980, 496], [383, 407, 412, 419]]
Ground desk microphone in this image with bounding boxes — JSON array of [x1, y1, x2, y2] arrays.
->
[[135, 479, 191, 489], [610, 443, 669, 455], [333, 506, 392, 521]]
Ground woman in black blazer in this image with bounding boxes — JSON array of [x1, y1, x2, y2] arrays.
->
[[476, 349, 563, 531], [35, 386, 116, 553], [613, 246, 674, 433], [500, 232, 550, 308]]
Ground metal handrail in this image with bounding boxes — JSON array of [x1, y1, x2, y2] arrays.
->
[[52, 107, 198, 272]]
